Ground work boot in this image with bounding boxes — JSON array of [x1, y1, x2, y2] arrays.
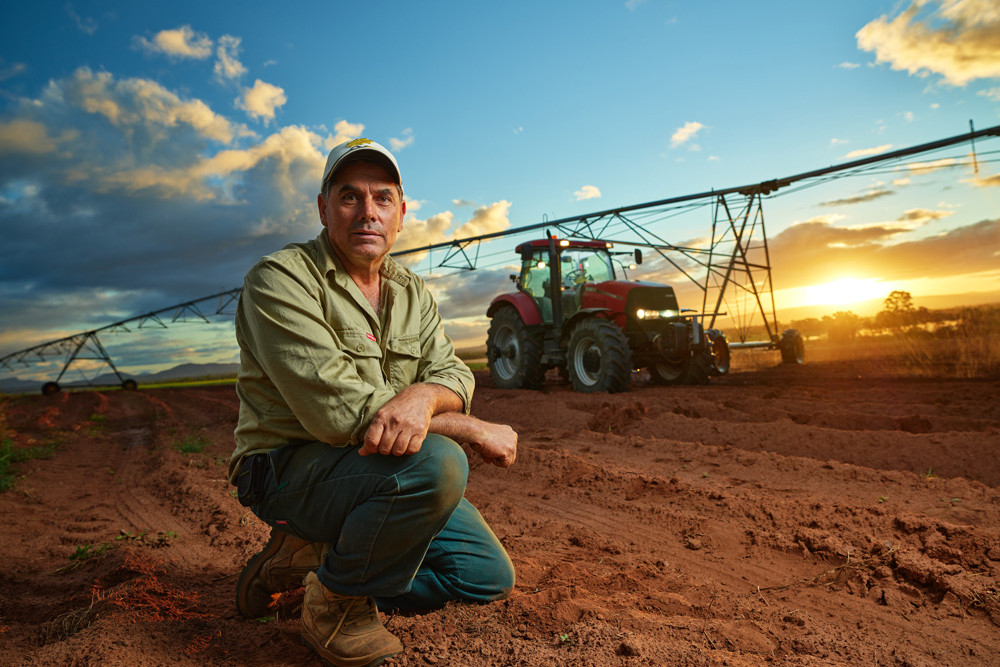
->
[[236, 527, 328, 618], [301, 571, 403, 667]]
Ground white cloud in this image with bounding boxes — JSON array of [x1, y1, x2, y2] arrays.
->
[[857, 1, 1000, 86], [574, 185, 601, 201], [237, 79, 287, 123], [842, 144, 893, 159], [389, 128, 414, 151], [904, 111, 915, 121], [0, 119, 75, 154], [671, 121, 703, 148], [830, 137, 848, 146], [979, 87, 1000, 101], [837, 61, 861, 69], [215, 35, 247, 82], [58, 67, 244, 143], [65, 4, 97, 35], [455, 200, 511, 239], [134, 25, 213, 60], [325, 120, 365, 150]]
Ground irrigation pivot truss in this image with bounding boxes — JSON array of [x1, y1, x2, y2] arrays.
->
[[1, 289, 241, 395], [3, 122, 999, 393]]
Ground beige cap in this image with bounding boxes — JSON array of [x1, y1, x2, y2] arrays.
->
[[320, 137, 401, 195]]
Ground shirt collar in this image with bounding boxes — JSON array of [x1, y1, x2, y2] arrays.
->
[[315, 230, 410, 288]]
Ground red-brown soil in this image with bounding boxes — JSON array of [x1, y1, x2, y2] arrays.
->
[[2, 361, 999, 666]]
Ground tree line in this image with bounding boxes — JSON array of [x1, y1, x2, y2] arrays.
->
[[788, 291, 1000, 343]]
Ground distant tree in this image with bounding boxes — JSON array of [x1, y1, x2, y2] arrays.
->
[[877, 290, 917, 331], [788, 317, 823, 338], [823, 310, 862, 343]]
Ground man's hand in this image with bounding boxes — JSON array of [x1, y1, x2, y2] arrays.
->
[[360, 384, 462, 457], [467, 421, 518, 468]]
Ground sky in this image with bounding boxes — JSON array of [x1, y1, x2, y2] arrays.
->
[[1, 0, 999, 383]]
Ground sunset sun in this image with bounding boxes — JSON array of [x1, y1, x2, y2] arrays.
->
[[802, 277, 886, 308]]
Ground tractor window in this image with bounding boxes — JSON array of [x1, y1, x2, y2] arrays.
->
[[560, 249, 614, 288], [520, 252, 550, 298]]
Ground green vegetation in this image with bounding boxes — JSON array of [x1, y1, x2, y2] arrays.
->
[[173, 433, 210, 454], [60, 529, 178, 571], [0, 403, 58, 492]]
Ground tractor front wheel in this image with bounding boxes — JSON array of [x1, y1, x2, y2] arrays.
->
[[567, 318, 631, 393], [649, 351, 711, 386], [486, 306, 544, 389]]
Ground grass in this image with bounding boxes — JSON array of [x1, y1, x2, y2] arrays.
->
[[172, 433, 210, 454], [0, 405, 58, 492]]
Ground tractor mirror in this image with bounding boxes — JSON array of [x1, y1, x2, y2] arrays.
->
[[509, 274, 517, 283], [634, 249, 643, 265]]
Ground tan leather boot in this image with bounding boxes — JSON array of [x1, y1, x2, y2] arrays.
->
[[236, 527, 328, 618], [300, 571, 403, 667]]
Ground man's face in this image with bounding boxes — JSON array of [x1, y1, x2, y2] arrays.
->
[[317, 160, 405, 274]]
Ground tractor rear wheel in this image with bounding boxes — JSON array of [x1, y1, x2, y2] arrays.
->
[[487, 306, 544, 389], [567, 318, 631, 393], [707, 329, 730, 375]]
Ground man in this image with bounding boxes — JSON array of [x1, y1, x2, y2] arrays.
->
[[229, 138, 517, 667]]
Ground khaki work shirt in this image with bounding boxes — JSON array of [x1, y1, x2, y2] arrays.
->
[[229, 231, 474, 484]]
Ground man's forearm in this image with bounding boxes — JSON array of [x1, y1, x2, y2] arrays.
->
[[429, 412, 518, 468]]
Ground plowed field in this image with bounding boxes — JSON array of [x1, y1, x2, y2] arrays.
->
[[2, 360, 999, 666]]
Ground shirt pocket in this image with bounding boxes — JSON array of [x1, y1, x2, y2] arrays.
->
[[385, 334, 421, 391], [338, 329, 384, 385]]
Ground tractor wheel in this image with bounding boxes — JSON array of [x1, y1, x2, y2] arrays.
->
[[41, 381, 61, 396], [486, 306, 544, 389], [780, 329, 805, 364], [707, 329, 730, 375], [567, 318, 631, 393], [649, 351, 712, 386]]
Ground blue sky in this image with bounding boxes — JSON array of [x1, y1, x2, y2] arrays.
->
[[1, 1, 999, 382]]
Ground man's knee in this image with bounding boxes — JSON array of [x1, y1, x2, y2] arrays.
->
[[412, 434, 469, 512]]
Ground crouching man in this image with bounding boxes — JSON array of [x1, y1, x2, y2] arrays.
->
[[228, 138, 516, 666]]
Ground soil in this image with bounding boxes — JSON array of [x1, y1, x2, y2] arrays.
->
[[1, 361, 999, 666]]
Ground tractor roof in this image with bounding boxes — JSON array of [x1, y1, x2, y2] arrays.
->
[[515, 238, 612, 253]]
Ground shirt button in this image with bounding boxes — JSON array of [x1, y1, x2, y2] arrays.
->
[[356, 344, 364, 352]]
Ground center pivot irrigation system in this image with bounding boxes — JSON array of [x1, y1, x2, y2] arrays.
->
[[3, 122, 998, 394]]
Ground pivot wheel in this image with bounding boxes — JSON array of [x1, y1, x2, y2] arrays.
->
[[567, 318, 631, 393], [486, 306, 544, 389], [780, 329, 805, 364]]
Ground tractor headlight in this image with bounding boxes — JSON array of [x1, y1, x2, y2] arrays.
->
[[635, 308, 678, 320]]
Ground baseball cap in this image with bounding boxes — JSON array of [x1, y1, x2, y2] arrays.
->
[[320, 138, 401, 195]]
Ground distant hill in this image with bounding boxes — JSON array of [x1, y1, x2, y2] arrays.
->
[[0, 362, 239, 395]]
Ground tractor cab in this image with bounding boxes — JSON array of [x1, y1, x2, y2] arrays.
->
[[515, 239, 618, 324]]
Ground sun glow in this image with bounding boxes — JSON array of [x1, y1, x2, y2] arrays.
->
[[802, 277, 886, 307]]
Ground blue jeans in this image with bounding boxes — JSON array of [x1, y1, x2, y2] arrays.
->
[[251, 435, 515, 610]]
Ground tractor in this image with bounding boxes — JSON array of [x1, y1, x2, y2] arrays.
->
[[485, 236, 731, 392]]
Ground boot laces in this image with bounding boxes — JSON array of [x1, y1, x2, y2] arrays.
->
[[321, 597, 378, 648]]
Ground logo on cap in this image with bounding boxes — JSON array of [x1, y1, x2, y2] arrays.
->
[[346, 138, 374, 148]]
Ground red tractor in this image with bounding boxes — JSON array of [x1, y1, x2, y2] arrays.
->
[[486, 236, 730, 392]]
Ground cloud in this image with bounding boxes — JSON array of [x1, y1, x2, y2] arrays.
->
[[842, 144, 893, 159], [670, 121, 703, 148], [837, 62, 861, 69], [324, 120, 365, 150], [820, 187, 894, 207], [237, 79, 287, 123], [979, 87, 1000, 101], [857, 1, 1000, 86], [134, 25, 213, 60], [969, 172, 1000, 187], [452, 199, 475, 207], [830, 138, 848, 146], [393, 201, 512, 261], [905, 157, 959, 174], [897, 208, 954, 224], [0, 60, 26, 82], [65, 4, 98, 35], [574, 185, 601, 201], [455, 200, 511, 239], [770, 216, 1000, 287], [0, 119, 74, 154], [215, 35, 247, 82], [389, 128, 414, 151]]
